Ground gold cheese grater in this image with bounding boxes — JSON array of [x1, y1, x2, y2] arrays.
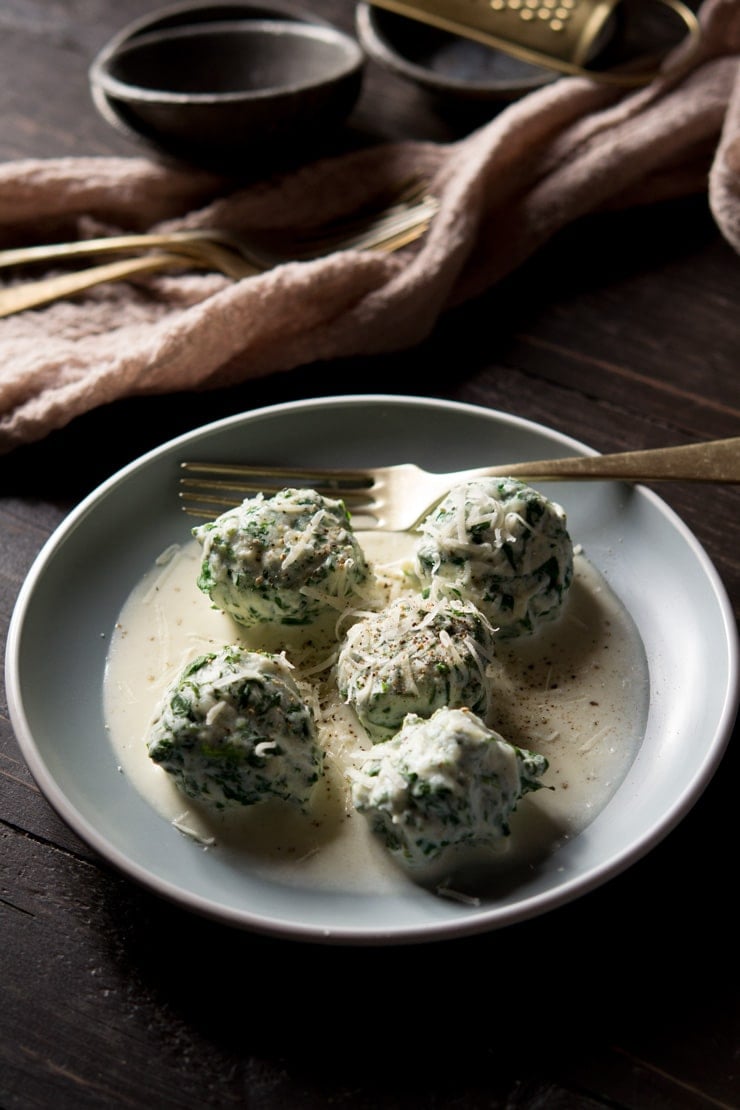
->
[[366, 0, 701, 85]]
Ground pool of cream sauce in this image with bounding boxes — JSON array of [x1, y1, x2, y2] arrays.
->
[[103, 531, 649, 898]]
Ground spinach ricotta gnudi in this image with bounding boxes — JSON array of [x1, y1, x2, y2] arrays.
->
[[351, 706, 550, 867], [193, 487, 372, 627], [336, 594, 495, 741], [147, 646, 321, 811], [415, 478, 573, 638]]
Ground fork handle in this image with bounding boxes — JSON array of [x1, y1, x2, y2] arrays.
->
[[0, 251, 194, 316], [477, 437, 740, 483], [0, 232, 214, 271]]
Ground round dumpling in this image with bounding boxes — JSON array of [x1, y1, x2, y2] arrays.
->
[[336, 594, 495, 741], [193, 487, 371, 628], [146, 646, 321, 811], [414, 477, 573, 637], [351, 706, 549, 867]]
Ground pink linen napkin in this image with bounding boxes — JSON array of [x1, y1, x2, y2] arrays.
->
[[0, 0, 737, 454]]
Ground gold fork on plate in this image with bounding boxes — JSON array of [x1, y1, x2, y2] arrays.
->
[[178, 437, 740, 529], [0, 181, 438, 318]]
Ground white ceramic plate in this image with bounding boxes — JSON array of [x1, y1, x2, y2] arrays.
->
[[6, 395, 738, 944]]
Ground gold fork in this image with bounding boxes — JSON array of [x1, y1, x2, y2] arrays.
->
[[0, 183, 438, 318], [178, 436, 740, 529]]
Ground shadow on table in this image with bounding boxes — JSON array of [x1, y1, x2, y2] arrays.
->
[[91, 743, 737, 1106]]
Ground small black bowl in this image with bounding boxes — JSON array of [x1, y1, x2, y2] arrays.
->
[[90, 6, 364, 172], [355, 1, 558, 104]]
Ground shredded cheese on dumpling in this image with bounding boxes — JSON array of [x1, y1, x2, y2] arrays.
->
[[415, 478, 574, 638]]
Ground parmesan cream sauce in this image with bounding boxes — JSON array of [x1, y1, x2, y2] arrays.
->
[[103, 531, 649, 897]]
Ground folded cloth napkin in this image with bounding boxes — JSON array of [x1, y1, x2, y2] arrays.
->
[[0, 0, 737, 453]]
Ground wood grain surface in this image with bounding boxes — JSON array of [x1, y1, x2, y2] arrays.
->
[[1, 3, 738, 1108]]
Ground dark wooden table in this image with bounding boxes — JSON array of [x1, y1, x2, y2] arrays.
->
[[2, 3, 738, 1108]]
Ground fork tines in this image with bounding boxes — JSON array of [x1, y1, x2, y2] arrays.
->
[[178, 461, 373, 518]]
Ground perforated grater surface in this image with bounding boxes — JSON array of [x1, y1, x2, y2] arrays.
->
[[367, 0, 701, 84]]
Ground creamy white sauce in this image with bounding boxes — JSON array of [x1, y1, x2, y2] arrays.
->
[[103, 531, 649, 898]]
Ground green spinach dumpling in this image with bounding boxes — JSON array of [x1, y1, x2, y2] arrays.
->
[[351, 706, 549, 867], [336, 594, 495, 741], [193, 487, 371, 628], [147, 646, 321, 811], [415, 478, 573, 638]]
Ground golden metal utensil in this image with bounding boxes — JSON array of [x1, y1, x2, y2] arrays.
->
[[179, 436, 740, 527], [367, 0, 701, 86]]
